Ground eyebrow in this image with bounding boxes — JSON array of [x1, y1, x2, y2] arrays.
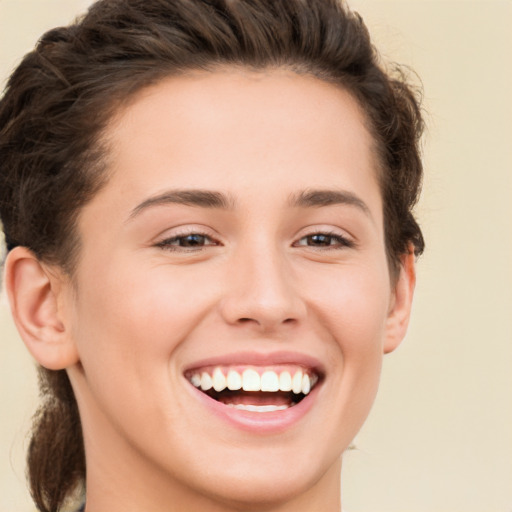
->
[[128, 189, 234, 220], [127, 187, 372, 221], [289, 189, 372, 217]]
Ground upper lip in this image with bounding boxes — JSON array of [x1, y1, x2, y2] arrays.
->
[[183, 350, 325, 376]]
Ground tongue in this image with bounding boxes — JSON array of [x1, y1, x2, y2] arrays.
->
[[217, 391, 292, 407]]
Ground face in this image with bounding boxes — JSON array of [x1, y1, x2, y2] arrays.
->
[[62, 69, 411, 510]]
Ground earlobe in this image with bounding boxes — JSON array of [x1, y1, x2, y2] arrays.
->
[[4, 247, 79, 370], [383, 249, 416, 354]]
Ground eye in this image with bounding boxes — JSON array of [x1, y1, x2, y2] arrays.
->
[[156, 232, 218, 251], [294, 232, 354, 249]]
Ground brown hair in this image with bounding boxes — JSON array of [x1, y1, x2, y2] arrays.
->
[[0, 0, 424, 510]]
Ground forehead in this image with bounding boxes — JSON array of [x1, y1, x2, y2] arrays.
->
[[73, 68, 386, 275], [101, 69, 378, 194]]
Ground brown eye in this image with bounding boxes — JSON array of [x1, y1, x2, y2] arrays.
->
[[176, 234, 208, 247], [156, 232, 218, 251], [306, 234, 335, 246], [294, 232, 354, 249]]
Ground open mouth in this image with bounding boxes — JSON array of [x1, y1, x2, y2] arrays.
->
[[185, 366, 320, 412]]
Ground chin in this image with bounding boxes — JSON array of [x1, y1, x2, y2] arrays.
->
[[172, 440, 343, 511], [196, 468, 325, 511]]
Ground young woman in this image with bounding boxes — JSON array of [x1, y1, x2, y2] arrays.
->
[[0, 0, 424, 511]]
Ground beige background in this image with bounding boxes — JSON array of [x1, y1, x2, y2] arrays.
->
[[1, 1, 511, 511]]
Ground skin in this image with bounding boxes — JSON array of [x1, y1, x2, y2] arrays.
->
[[5, 69, 415, 512]]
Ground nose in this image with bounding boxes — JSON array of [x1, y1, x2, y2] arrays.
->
[[218, 244, 306, 332]]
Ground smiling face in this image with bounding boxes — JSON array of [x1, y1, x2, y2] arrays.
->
[[60, 69, 413, 511]]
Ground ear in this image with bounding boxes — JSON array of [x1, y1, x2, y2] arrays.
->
[[383, 248, 416, 354], [4, 246, 79, 370]]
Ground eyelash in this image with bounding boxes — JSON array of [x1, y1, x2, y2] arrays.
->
[[156, 229, 354, 253]]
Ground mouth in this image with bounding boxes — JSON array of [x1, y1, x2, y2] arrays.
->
[[185, 365, 320, 413]]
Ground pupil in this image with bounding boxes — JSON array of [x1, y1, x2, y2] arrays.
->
[[309, 234, 331, 246], [181, 234, 205, 246]]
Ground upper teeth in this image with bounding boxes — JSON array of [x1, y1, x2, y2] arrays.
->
[[188, 367, 317, 395]]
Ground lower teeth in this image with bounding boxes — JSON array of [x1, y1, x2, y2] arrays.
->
[[226, 403, 294, 412]]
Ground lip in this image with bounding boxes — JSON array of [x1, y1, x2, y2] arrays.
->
[[183, 350, 325, 374], [182, 351, 323, 434]]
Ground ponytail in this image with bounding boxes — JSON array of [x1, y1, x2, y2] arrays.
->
[[28, 368, 85, 512]]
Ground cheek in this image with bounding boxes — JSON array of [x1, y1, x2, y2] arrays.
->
[[308, 264, 391, 353], [67, 262, 216, 432], [71, 259, 219, 367], [328, 274, 388, 384], [298, 265, 391, 459]]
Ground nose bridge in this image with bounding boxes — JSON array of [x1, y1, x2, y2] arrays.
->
[[220, 237, 305, 329]]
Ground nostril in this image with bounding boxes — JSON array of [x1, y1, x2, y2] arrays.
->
[[235, 316, 297, 327]]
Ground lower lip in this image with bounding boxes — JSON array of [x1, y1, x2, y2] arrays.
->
[[185, 382, 319, 434]]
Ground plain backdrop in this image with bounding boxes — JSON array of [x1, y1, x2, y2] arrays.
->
[[1, 1, 511, 511]]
